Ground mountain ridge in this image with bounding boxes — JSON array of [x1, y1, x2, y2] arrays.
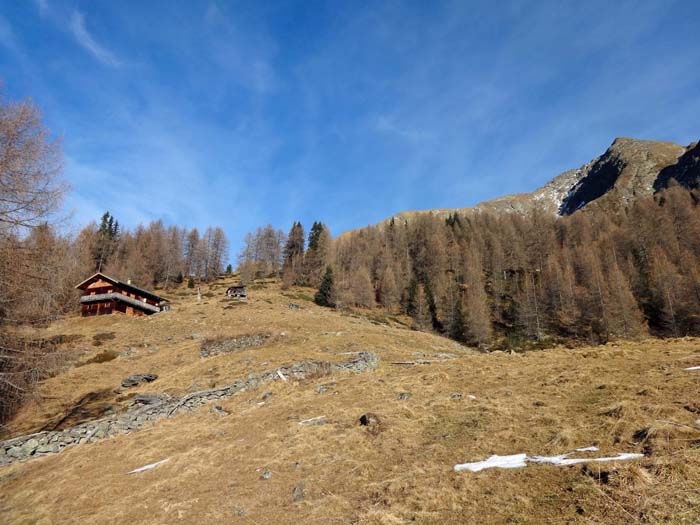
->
[[354, 136, 698, 233]]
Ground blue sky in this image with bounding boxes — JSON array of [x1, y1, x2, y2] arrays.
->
[[1, 1, 699, 257]]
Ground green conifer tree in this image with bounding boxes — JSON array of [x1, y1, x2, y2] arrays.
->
[[314, 266, 335, 307]]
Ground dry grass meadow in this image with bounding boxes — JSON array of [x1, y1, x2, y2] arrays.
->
[[1, 277, 699, 524]]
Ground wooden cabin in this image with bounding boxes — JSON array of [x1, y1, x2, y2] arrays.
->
[[76, 273, 170, 317], [226, 285, 247, 299]]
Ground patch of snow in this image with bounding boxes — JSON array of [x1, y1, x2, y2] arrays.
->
[[127, 458, 169, 474], [685, 366, 700, 371], [454, 453, 527, 472], [454, 447, 643, 473], [467, 394, 477, 400], [530, 451, 642, 467], [298, 416, 326, 425]]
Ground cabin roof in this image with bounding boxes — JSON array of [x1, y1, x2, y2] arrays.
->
[[80, 292, 161, 313], [75, 272, 169, 303]]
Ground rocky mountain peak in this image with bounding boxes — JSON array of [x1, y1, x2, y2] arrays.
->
[[345, 136, 698, 236], [558, 137, 685, 215]]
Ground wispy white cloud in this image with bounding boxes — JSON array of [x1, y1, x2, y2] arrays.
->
[[202, 3, 277, 94], [204, 2, 222, 25], [34, 0, 49, 17], [0, 15, 17, 51], [69, 11, 120, 67], [373, 115, 432, 143]]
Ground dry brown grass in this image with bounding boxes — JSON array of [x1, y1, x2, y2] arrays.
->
[[1, 277, 699, 524]]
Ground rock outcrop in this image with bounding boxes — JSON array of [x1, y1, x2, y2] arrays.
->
[[199, 333, 272, 358], [654, 141, 700, 191], [558, 138, 684, 215], [121, 373, 158, 388]]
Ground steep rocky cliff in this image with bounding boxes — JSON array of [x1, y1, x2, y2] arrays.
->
[[654, 141, 700, 191]]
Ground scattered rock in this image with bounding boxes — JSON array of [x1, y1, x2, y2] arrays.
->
[[334, 352, 379, 373], [132, 393, 170, 406], [396, 392, 411, 400], [533, 400, 546, 407], [450, 393, 463, 400], [315, 385, 328, 394], [260, 470, 272, 480], [232, 504, 246, 517], [121, 374, 158, 388], [22, 438, 39, 455], [262, 392, 273, 401], [37, 444, 59, 454], [7, 447, 23, 458], [212, 405, 230, 417], [359, 413, 383, 435], [292, 482, 306, 502], [288, 303, 301, 310], [120, 348, 136, 358], [200, 334, 272, 358], [360, 413, 377, 426], [0, 352, 380, 466]]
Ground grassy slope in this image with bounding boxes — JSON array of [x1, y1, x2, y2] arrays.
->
[[1, 278, 699, 524]]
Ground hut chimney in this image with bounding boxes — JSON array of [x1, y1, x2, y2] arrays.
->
[[127, 279, 132, 285]]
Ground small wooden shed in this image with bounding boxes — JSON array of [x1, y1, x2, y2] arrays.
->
[[76, 273, 170, 317], [226, 285, 248, 299]]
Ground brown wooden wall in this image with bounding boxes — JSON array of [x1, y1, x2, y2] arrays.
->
[[81, 300, 145, 317]]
